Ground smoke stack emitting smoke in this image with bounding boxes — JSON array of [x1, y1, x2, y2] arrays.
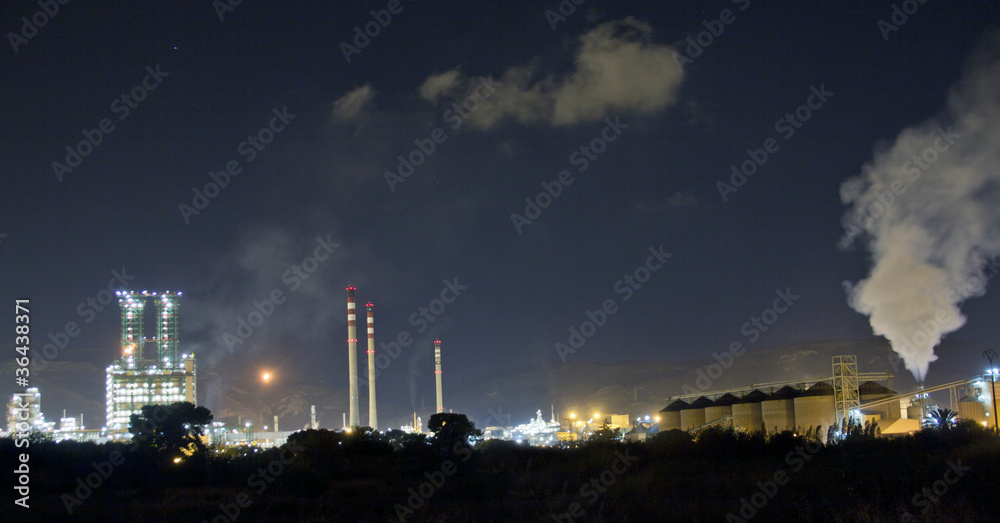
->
[[841, 36, 1000, 381]]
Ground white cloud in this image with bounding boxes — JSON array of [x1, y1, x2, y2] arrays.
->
[[419, 69, 462, 101], [422, 18, 683, 129], [332, 84, 375, 122]]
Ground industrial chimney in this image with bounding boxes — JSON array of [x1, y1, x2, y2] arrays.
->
[[434, 339, 444, 413], [367, 302, 378, 430], [347, 287, 360, 427]]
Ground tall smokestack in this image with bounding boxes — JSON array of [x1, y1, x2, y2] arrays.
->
[[347, 287, 360, 427], [367, 302, 378, 430], [434, 339, 444, 413]]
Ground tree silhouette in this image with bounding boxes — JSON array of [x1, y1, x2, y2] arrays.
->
[[428, 413, 482, 451], [129, 401, 213, 456], [589, 421, 620, 442]]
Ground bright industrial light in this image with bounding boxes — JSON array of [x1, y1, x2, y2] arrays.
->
[[262, 372, 271, 383], [594, 412, 600, 419], [173, 457, 182, 464], [654, 416, 660, 422], [569, 413, 576, 419]]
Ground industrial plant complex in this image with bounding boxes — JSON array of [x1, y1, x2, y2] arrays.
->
[[6, 289, 999, 448]]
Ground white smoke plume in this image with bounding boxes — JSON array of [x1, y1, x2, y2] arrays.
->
[[841, 35, 1000, 381]]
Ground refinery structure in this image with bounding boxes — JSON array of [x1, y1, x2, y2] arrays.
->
[[105, 291, 196, 436]]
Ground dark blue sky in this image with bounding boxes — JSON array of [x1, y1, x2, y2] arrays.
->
[[3, 1, 999, 424]]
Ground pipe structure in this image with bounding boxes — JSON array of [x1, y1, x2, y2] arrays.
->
[[367, 302, 378, 430], [347, 287, 360, 427], [434, 339, 444, 413], [857, 375, 984, 409]]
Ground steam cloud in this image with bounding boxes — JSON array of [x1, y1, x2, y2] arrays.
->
[[840, 36, 1000, 381]]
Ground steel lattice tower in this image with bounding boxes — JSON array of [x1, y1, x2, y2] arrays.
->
[[833, 355, 860, 428]]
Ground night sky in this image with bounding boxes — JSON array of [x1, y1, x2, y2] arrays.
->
[[3, 1, 1000, 426]]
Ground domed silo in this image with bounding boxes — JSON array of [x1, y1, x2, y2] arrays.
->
[[762, 386, 801, 433], [958, 396, 987, 425], [793, 381, 835, 439], [860, 381, 900, 419], [658, 399, 687, 431], [732, 390, 767, 432], [680, 397, 712, 430], [706, 393, 739, 423]]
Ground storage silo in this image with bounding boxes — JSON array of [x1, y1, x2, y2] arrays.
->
[[658, 399, 687, 431], [732, 390, 767, 432], [793, 381, 835, 439], [705, 393, 739, 423], [958, 396, 987, 425], [761, 386, 801, 433], [860, 381, 900, 420], [680, 397, 712, 430]]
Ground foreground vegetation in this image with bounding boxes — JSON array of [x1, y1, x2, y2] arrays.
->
[[3, 410, 1000, 522]]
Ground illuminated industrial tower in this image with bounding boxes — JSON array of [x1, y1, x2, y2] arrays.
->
[[120, 292, 145, 367], [367, 303, 377, 430], [347, 287, 360, 427], [434, 339, 444, 413], [155, 293, 179, 366], [106, 291, 195, 436]]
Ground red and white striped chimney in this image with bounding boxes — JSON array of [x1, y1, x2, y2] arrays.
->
[[367, 302, 377, 430], [434, 339, 444, 413], [346, 287, 360, 427]]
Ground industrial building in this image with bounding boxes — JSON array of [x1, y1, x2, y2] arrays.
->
[[6, 387, 52, 434], [659, 355, 895, 440], [658, 354, 997, 440], [105, 291, 196, 436]]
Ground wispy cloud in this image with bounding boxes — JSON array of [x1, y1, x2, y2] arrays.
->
[[332, 84, 375, 122], [631, 191, 698, 212], [421, 18, 683, 129], [419, 69, 463, 101]]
